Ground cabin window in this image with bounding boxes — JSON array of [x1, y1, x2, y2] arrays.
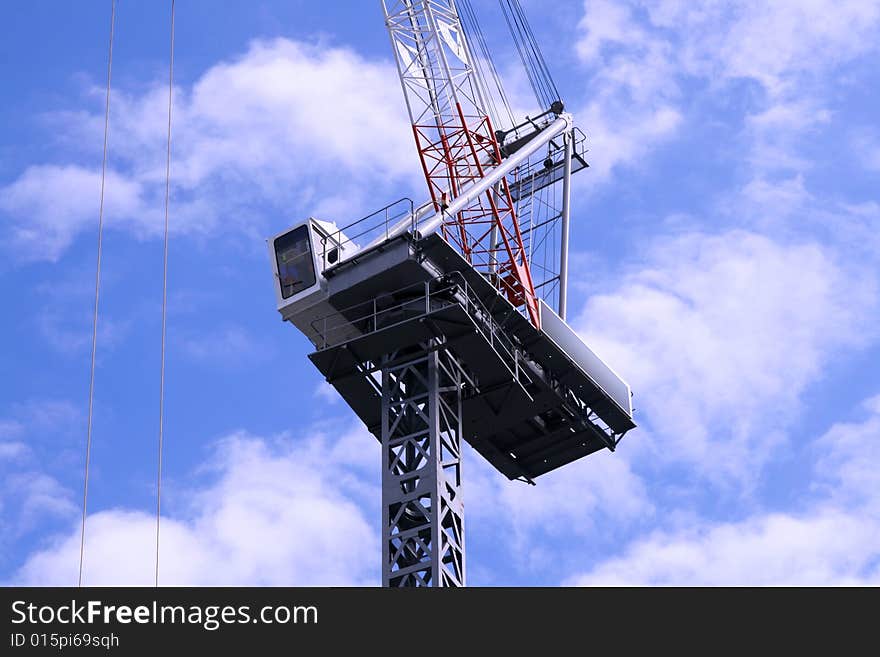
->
[[275, 225, 316, 299]]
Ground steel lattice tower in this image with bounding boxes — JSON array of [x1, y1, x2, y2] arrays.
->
[[381, 342, 465, 586]]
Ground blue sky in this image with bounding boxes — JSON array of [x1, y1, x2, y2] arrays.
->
[[2, 0, 879, 586]]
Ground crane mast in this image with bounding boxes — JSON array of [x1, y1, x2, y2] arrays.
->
[[382, 0, 541, 327]]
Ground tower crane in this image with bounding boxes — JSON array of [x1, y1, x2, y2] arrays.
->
[[383, 0, 541, 326], [268, 0, 635, 587]]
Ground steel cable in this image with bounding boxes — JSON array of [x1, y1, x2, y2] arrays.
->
[[155, 0, 175, 588], [78, 0, 117, 589]]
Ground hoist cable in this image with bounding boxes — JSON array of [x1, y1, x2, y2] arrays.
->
[[155, 0, 175, 588], [500, 1, 543, 106], [78, 0, 117, 589], [503, 1, 546, 105], [520, 2, 556, 105], [517, 0, 559, 101], [458, 0, 498, 125], [458, 0, 515, 128], [500, 0, 561, 108], [511, 0, 559, 103]]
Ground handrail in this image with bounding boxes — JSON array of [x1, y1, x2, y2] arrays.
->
[[318, 197, 415, 263], [308, 271, 531, 389]]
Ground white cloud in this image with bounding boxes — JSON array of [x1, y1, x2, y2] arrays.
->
[[739, 175, 810, 217], [0, 419, 24, 440], [0, 472, 76, 544], [314, 380, 340, 404], [744, 101, 833, 175], [11, 399, 82, 435], [575, 230, 876, 487], [0, 401, 83, 542], [851, 131, 880, 173], [814, 395, 880, 510], [0, 418, 27, 461], [7, 473, 77, 526], [0, 442, 27, 460], [577, 101, 681, 184], [176, 40, 413, 187], [573, 0, 682, 183], [0, 165, 147, 261], [0, 400, 82, 468], [646, 0, 880, 95], [572, 0, 880, 182], [10, 427, 379, 586], [472, 222, 877, 580], [568, 507, 880, 586], [832, 202, 880, 261], [464, 446, 652, 577], [568, 393, 880, 585], [747, 101, 831, 132], [36, 305, 132, 355], [1, 38, 416, 261], [25, 266, 135, 356], [718, 183, 880, 267]]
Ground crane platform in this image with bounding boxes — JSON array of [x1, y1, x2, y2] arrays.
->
[[307, 231, 634, 481]]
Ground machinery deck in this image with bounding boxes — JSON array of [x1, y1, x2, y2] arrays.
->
[[309, 233, 635, 481]]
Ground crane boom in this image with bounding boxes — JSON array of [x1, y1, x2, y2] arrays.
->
[[382, 0, 541, 327]]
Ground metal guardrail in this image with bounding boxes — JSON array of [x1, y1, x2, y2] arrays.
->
[[318, 197, 415, 263], [506, 126, 588, 203], [310, 277, 449, 350], [309, 271, 531, 388], [309, 271, 624, 447]]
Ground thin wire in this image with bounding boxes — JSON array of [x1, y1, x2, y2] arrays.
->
[[514, 0, 559, 101], [500, 1, 541, 106], [457, 0, 494, 122], [458, 0, 514, 128], [500, 0, 561, 108], [512, 0, 557, 103], [79, 0, 117, 589], [155, 0, 175, 588]]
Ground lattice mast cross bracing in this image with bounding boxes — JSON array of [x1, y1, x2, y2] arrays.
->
[[383, 0, 541, 327]]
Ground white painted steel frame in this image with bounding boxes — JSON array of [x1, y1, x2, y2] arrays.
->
[[381, 343, 466, 587]]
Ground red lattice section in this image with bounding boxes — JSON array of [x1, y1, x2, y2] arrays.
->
[[412, 103, 540, 327]]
